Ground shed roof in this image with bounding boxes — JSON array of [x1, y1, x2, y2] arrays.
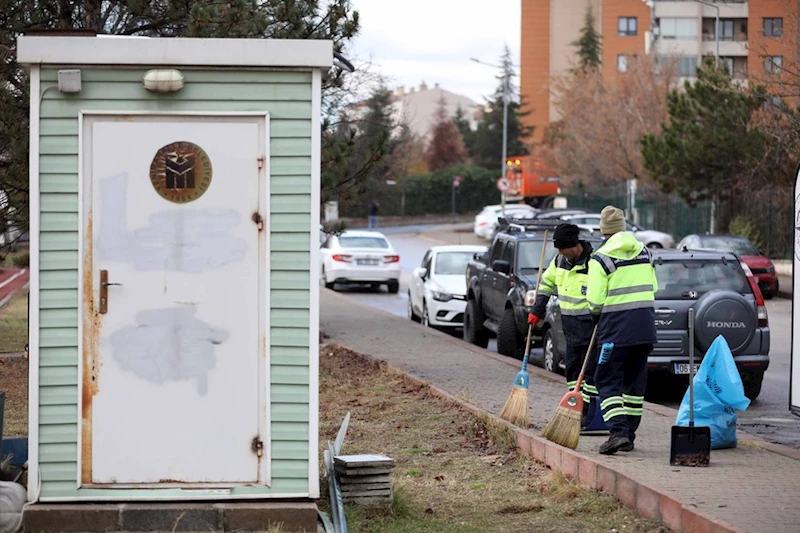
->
[[17, 35, 333, 69]]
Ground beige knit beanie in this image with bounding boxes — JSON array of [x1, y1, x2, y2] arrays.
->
[[599, 205, 626, 235]]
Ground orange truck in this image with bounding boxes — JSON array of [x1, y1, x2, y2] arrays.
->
[[504, 155, 561, 208]]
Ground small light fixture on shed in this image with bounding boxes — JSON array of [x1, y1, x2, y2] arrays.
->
[[143, 69, 184, 93], [57, 70, 82, 93]]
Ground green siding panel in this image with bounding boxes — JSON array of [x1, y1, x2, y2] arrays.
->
[[39, 347, 79, 367], [272, 441, 309, 460], [42, 82, 312, 102], [270, 308, 310, 328], [40, 308, 79, 328], [40, 271, 79, 291], [271, 355, 310, 367], [271, 384, 309, 404], [40, 424, 78, 444], [41, 100, 313, 119], [41, 251, 79, 271], [40, 385, 77, 406], [271, 234, 311, 252], [40, 173, 79, 193], [40, 443, 78, 464], [40, 367, 79, 387], [270, 138, 311, 157], [40, 118, 79, 136], [270, 195, 310, 214], [41, 233, 79, 251], [270, 157, 311, 176], [270, 271, 310, 290], [272, 366, 310, 385], [271, 328, 310, 348], [41, 69, 312, 84], [271, 176, 311, 195], [271, 289, 308, 309], [40, 155, 78, 174], [271, 252, 310, 271], [40, 328, 79, 348], [271, 120, 313, 138], [40, 462, 77, 482], [39, 289, 78, 309], [40, 136, 79, 155], [271, 214, 311, 233], [272, 422, 309, 441], [40, 405, 78, 425], [41, 193, 78, 213], [41, 213, 78, 232], [271, 460, 308, 478]]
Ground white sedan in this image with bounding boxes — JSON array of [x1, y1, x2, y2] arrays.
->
[[560, 213, 675, 249], [320, 230, 401, 293], [473, 204, 537, 240], [408, 245, 488, 328]]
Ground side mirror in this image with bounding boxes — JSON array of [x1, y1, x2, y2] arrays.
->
[[414, 267, 428, 280], [492, 259, 511, 275]]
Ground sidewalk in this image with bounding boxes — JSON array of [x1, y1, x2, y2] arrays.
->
[[321, 290, 800, 533], [778, 275, 791, 299]]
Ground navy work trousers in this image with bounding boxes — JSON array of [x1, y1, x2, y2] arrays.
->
[[594, 344, 652, 442]]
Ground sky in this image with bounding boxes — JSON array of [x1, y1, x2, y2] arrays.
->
[[347, 0, 522, 104]]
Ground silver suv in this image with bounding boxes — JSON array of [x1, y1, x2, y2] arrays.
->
[[535, 249, 769, 400]]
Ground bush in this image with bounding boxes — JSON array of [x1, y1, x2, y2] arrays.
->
[[338, 164, 503, 218], [728, 216, 764, 252], [12, 252, 29, 268]]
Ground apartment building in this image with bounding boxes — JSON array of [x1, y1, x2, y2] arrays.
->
[[520, 0, 799, 143]]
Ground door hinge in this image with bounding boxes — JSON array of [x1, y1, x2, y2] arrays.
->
[[251, 436, 264, 457], [252, 212, 264, 231], [257, 155, 265, 170]]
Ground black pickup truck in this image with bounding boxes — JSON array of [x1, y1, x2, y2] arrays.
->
[[463, 218, 597, 358]]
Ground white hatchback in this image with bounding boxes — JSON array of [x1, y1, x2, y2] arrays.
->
[[320, 230, 401, 293], [408, 245, 488, 328], [473, 204, 537, 240]]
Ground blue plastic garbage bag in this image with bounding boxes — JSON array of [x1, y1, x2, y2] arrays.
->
[[675, 335, 751, 449]]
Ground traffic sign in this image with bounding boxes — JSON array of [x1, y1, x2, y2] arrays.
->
[[453, 175, 464, 187], [497, 177, 510, 192]]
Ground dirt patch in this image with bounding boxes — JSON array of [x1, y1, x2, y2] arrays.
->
[[320, 343, 669, 532], [0, 357, 27, 436]]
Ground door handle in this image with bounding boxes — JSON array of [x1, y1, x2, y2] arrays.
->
[[655, 309, 676, 315], [99, 270, 122, 314]]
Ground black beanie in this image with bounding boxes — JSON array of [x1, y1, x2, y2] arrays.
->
[[553, 223, 580, 249]]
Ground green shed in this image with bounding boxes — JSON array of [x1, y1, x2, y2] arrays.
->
[[17, 34, 330, 510]]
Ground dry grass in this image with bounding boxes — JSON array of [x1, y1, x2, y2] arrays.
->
[[0, 290, 28, 354], [319, 343, 668, 533]]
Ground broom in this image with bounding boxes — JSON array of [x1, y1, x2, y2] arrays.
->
[[498, 230, 549, 428], [541, 324, 599, 449]]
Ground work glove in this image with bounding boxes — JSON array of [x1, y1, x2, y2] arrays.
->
[[527, 313, 540, 326], [599, 342, 614, 365], [591, 313, 600, 326]]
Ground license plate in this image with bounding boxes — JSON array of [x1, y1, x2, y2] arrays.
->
[[673, 363, 699, 375], [357, 259, 379, 266]]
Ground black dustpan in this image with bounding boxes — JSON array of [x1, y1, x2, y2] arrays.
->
[[670, 308, 710, 467]]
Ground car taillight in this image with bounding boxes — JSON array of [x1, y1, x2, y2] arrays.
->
[[742, 262, 768, 327], [383, 255, 400, 263], [332, 254, 353, 263], [478, 221, 488, 226]]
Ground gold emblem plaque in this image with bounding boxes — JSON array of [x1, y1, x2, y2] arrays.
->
[[149, 141, 213, 204]]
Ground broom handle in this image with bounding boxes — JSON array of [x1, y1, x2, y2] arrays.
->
[[522, 230, 550, 373], [573, 325, 599, 393]]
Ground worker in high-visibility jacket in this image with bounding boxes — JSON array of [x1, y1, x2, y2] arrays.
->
[[527, 223, 601, 429], [587, 205, 658, 455]]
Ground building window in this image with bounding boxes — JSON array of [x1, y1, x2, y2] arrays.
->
[[659, 18, 698, 40], [764, 18, 783, 37], [617, 55, 628, 72], [722, 57, 734, 75], [717, 19, 735, 41], [679, 56, 698, 77], [764, 55, 783, 73], [618, 17, 637, 37]]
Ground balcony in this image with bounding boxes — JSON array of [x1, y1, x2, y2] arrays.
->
[[655, 1, 747, 20]]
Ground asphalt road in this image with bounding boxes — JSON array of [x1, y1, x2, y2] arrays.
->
[[328, 224, 800, 449]]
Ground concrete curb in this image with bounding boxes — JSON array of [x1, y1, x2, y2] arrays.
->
[[327, 342, 754, 533]]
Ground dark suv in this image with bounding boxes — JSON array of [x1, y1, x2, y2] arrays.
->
[[463, 218, 599, 357], [537, 248, 770, 400]]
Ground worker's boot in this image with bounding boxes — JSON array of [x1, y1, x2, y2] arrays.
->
[[598, 436, 632, 455]]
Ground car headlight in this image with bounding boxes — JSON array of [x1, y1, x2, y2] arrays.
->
[[765, 265, 775, 273], [524, 289, 537, 306], [431, 289, 453, 302]]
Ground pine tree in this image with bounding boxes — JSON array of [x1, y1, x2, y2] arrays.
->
[[452, 105, 475, 157], [426, 96, 470, 171], [470, 45, 535, 171], [572, 6, 602, 70]]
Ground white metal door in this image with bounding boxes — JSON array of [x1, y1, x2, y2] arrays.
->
[[80, 114, 268, 486]]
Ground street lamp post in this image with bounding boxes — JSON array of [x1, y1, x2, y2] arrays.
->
[[471, 56, 511, 215]]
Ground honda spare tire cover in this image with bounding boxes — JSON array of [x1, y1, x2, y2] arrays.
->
[[692, 289, 756, 355]]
